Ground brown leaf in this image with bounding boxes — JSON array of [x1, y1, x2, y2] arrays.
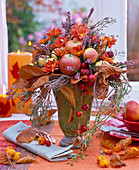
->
[[28, 76, 49, 91], [67, 107, 74, 124], [0, 152, 10, 164], [99, 62, 127, 77], [15, 155, 37, 164], [100, 139, 114, 150], [19, 65, 44, 80], [16, 127, 37, 143], [71, 75, 87, 84], [119, 150, 139, 160], [110, 154, 126, 168], [119, 136, 132, 150], [61, 86, 76, 107], [10, 78, 31, 90]]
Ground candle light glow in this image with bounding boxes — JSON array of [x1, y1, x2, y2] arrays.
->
[[17, 50, 20, 55], [28, 41, 32, 46]]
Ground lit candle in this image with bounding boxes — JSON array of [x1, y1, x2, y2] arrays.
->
[[0, 85, 12, 117], [28, 41, 32, 46], [8, 50, 32, 114]]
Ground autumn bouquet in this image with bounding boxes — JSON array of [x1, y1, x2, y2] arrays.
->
[[10, 7, 134, 164]]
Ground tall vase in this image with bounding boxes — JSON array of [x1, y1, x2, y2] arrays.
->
[[54, 81, 93, 146]]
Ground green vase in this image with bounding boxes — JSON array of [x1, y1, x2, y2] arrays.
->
[[54, 81, 93, 146]]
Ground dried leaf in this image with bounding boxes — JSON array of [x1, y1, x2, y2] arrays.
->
[[16, 127, 37, 143], [119, 136, 132, 150], [119, 150, 139, 160], [10, 78, 31, 90], [110, 154, 126, 168], [15, 155, 37, 164], [61, 86, 76, 107], [100, 139, 114, 150], [19, 65, 44, 80], [99, 62, 127, 77], [28, 76, 49, 91], [67, 107, 74, 124], [71, 75, 87, 84], [0, 152, 10, 164]]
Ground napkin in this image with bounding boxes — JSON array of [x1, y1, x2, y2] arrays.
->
[[3, 121, 74, 162]]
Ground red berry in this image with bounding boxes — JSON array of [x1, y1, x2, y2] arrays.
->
[[82, 89, 88, 95], [75, 129, 82, 135], [81, 62, 87, 69], [81, 104, 89, 111], [81, 124, 87, 132], [88, 74, 96, 85], [45, 140, 51, 147], [78, 83, 86, 91], [107, 51, 114, 58], [80, 69, 89, 76], [76, 111, 83, 117]]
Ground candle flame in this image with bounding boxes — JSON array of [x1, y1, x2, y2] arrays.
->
[[3, 84, 6, 95], [17, 50, 20, 54], [28, 41, 32, 46]]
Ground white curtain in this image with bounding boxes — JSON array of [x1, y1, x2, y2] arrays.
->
[[0, 0, 8, 94]]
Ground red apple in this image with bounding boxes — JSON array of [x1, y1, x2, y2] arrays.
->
[[65, 40, 81, 52], [88, 74, 97, 85], [75, 129, 82, 135], [81, 124, 87, 132], [81, 104, 89, 111], [76, 111, 83, 117], [83, 48, 98, 63], [81, 62, 87, 69], [123, 100, 139, 121], [78, 83, 86, 91], [59, 54, 81, 76]]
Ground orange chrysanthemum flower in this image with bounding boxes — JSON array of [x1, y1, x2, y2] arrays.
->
[[46, 27, 63, 37], [70, 45, 85, 56], [102, 36, 117, 48], [38, 37, 52, 44], [53, 47, 68, 57], [42, 60, 59, 74], [100, 52, 114, 64], [70, 23, 89, 41], [52, 36, 68, 48]]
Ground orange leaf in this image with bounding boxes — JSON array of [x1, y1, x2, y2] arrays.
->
[[71, 75, 87, 84], [28, 76, 49, 91], [0, 152, 10, 165], [10, 78, 31, 90], [110, 154, 126, 168], [119, 150, 139, 160], [100, 139, 114, 150], [61, 86, 76, 107], [16, 127, 37, 143], [119, 136, 132, 150], [19, 65, 44, 80], [15, 155, 37, 164], [67, 107, 74, 124]]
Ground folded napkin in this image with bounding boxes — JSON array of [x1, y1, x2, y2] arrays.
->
[[3, 121, 74, 162]]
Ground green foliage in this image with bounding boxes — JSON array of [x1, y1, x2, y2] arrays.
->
[[7, 0, 40, 52]]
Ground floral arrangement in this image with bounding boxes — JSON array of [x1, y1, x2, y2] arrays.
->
[[10, 7, 135, 164]]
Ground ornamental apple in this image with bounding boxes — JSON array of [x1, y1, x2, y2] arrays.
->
[[123, 100, 139, 121], [76, 111, 83, 117], [65, 40, 81, 52], [59, 54, 81, 76], [83, 48, 98, 63], [38, 57, 46, 67], [88, 74, 97, 85]]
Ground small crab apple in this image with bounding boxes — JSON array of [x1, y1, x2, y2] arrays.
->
[[81, 124, 87, 132], [81, 104, 89, 111], [14, 152, 22, 161], [103, 149, 113, 155], [88, 74, 96, 85], [82, 69, 90, 76], [107, 51, 114, 58], [97, 155, 107, 164], [46, 140, 51, 147], [78, 83, 86, 91], [76, 111, 83, 117], [81, 62, 87, 69], [113, 143, 122, 152], [99, 158, 110, 168], [82, 89, 88, 95], [38, 136, 47, 145], [75, 129, 82, 135]]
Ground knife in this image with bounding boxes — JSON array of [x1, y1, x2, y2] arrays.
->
[[99, 125, 139, 138]]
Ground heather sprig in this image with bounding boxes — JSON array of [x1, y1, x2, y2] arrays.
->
[[81, 30, 92, 48], [83, 7, 94, 25], [115, 60, 135, 69]]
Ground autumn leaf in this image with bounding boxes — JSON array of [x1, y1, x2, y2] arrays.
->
[[10, 78, 31, 90], [15, 155, 37, 164], [61, 86, 76, 107], [71, 75, 87, 84], [119, 136, 132, 150], [10, 62, 20, 79], [119, 150, 139, 160], [67, 107, 74, 124], [0, 152, 10, 164], [0, 100, 11, 117], [110, 154, 126, 168], [19, 65, 45, 80], [16, 127, 37, 143], [28, 75, 49, 91], [100, 139, 114, 150]]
